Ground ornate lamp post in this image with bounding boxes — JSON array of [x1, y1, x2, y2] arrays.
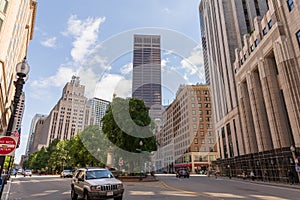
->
[[0, 58, 30, 197]]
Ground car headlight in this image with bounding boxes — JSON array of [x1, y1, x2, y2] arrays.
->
[[117, 184, 123, 189], [90, 186, 101, 191]]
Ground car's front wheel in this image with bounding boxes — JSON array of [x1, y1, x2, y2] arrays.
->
[[71, 187, 78, 200], [114, 195, 123, 200], [83, 190, 91, 200]]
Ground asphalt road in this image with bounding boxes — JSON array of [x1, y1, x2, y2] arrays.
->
[[3, 174, 300, 200]]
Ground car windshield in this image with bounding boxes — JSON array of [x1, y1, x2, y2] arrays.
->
[[25, 170, 31, 172], [86, 170, 113, 180], [64, 170, 71, 173]]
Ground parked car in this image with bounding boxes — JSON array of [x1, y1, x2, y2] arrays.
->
[[71, 167, 124, 200], [176, 169, 190, 178], [61, 169, 73, 178], [24, 169, 32, 177], [17, 168, 24, 175]]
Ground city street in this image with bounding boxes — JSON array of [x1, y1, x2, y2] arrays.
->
[[3, 174, 300, 200]]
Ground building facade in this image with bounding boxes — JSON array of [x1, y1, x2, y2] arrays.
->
[[233, 0, 300, 182], [32, 76, 91, 150], [88, 97, 110, 130], [155, 84, 217, 173], [25, 113, 48, 155], [0, 0, 37, 135], [132, 34, 162, 120], [200, 0, 300, 182]]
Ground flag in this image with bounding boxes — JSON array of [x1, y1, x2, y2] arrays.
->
[[12, 128, 21, 148]]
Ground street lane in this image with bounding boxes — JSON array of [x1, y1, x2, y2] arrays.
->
[[5, 174, 300, 200], [159, 175, 300, 200]]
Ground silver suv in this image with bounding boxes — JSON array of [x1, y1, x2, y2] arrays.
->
[[71, 167, 124, 200]]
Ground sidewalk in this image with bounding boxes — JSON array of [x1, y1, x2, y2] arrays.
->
[[1, 178, 12, 200], [224, 176, 300, 190]]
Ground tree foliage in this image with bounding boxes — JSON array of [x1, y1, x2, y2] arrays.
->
[[101, 97, 157, 153]]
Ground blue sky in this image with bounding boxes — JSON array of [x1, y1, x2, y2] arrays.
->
[[15, 0, 204, 163]]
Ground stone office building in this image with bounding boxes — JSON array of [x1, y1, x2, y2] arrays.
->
[[233, 0, 300, 182], [200, 0, 300, 182]]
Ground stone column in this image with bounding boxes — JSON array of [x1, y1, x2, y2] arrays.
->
[[258, 57, 291, 149], [273, 40, 300, 147], [237, 82, 258, 154], [247, 70, 273, 152]]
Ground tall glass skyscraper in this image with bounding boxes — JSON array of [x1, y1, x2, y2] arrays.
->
[[132, 34, 162, 120]]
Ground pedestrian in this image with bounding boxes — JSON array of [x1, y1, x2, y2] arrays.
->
[[242, 171, 246, 180], [264, 171, 269, 182], [250, 171, 255, 181], [288, 170, 295, 185]]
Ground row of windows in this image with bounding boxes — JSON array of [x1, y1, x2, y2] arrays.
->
[[240, 1, 298, 66], [191, 103, 211, 108], [191, 96, 210, 101], [192, 110, 212, 115]]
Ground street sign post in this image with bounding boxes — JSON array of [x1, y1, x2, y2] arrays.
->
[[0, 136, 17, 156]]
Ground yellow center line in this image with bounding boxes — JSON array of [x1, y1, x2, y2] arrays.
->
[[159, 180, 225, 200]]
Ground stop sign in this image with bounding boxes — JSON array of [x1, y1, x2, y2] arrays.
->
[[0, 136, 17, 156]]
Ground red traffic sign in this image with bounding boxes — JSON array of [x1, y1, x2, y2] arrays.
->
[[0, 136, 17, 156]]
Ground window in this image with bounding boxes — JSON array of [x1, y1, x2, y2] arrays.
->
[[0, 0, 8, 13], [194, 138, 198, 144], [262, 27, 267, 35], [0, 18, 2, 32], [268, 20, 273, 29], [287, 0, 295, 11], [250, 44, 254, 52], [255, 39, 259, 47], [297, 30, 300, 47]]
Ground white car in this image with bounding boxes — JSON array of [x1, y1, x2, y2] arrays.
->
[[24, 169, 32, 177], [71, 167, 124, 200]]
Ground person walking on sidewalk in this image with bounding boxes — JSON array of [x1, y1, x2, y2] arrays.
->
[[250, 171, 255, 181], [288, 170, 295, 185]]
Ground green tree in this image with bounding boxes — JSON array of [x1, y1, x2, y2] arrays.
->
[[102, 97, 157, 153], [101, 97, 157, 172]]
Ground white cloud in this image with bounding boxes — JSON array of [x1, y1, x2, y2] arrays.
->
[[120, 63, 132, 75], [94, 73, 132, 102], [63, 15, 106, 63], [180, 45, 205, 81], [161, 8, 171, 14], [40, 37, 57, 48], [31, 66, 76, 88]]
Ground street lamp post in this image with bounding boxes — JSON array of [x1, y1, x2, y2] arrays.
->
[[0, 58, 30, 197], [290, 145, 300, 182], [139, 140, 143, 180]]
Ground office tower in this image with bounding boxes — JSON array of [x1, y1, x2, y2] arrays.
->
[[32, 76, 91, 149], [200, 0, 300, 182], [0, 0, 37, 135], [199, 2, 209, 84], [88, 97, 110, 129], [132, 34, 162, 120], [25, 114, 48, 155]]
